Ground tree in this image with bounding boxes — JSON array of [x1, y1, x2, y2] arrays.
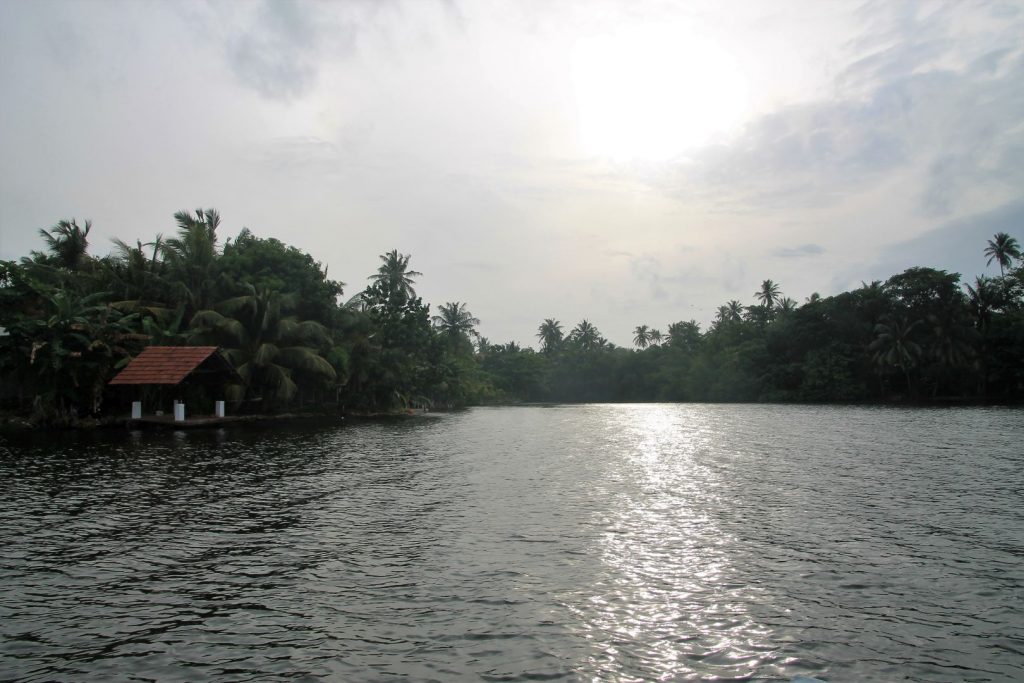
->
[[667, 320, 701, 352], [870, 318, 923, 397], [33, 219, 93, 271], [984, 232, 1022, 276], [649, 329, 663, 345], [0, 280, 139, 420], [106, 235, 172, 313], [568, 319, 603, 351], [433, 301, 480, 348], [726, 300, 744, 320], [965, 276, 1002, 332], [368, 250, 421, 305], [162, 208, 222, 316], [191, 285, 336, 409], [220, 229, 343, 325], [755, 279, 782, 309], [536, 318, 563, 353], [633, 324, 651, 349]]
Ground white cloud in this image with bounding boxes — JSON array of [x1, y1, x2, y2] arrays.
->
[[1, 0, 1022, 347]]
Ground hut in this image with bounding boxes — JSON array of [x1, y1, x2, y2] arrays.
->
[[109, 346, 242, 425]]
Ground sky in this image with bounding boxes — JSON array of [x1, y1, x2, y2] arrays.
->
[[1, 0, 1022, 347]]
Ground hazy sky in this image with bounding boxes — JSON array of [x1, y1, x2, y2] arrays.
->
[[1, 0, 1022, 346]]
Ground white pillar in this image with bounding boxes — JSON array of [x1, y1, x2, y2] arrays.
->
[[215, 400, 225, 418], [174, 403, 186, 421], [131, 401, 142, 419]]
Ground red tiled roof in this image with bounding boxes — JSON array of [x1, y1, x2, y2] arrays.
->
[[109, 346, 221, 385]]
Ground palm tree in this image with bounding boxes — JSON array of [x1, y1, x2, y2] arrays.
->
[[162, 208, 222, 316], [107, 235, 170, 310], [191, 284, 336, 408], [649, 328, 663, 345], [368, 250, 422, 303], [2, 283, 138, 418], [726, 300, 744, 321], [965, 276, 1001, 332], [755, 279, 782, 309], [536, 318, 563, 353], [778, 297, 798, 314], [432, 301, 480, 342], [569, 319, 602, 351], [633, 324, 651, 349], [927, 312, 975, 371], [984, 232, 1022, 276], [667, 320, 701, 351], [869, 318, 923, 397], [35, 219, 92, 271]]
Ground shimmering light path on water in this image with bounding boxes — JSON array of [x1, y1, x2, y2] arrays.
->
[[1, 405, 1022, 681]]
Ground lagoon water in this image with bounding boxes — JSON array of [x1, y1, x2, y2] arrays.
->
[[1, 405, 1023, 682]]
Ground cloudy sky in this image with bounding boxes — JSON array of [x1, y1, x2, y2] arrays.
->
[[1, 0, 1022, 346]]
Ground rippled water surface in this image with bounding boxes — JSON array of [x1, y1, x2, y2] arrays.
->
[[2, 405, 1023, 682]]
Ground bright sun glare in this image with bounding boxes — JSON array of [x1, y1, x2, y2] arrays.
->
[[571, 25, 749, 162]]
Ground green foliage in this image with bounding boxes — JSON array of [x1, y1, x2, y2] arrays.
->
[[190, 285, 336, 409], [2, 213, 1022, 423]]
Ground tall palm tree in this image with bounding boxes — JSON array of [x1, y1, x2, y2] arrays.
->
[[869, 318, 922, 397], [649, 328, 663, 345], [108, 235, 169, 310], [536, 318, 563, 353], [368, 250, 421, 303], [964, 276, 1001, 332], [984, 232, 1022, 276], [633, 325, 651, 349], [726, 300, 744, 321], [432, 301, 480, 342], [191, 285, 336, 408], [35, 219, 92, 271], [755, 279, 782, 309], [569, 319, 602, 351], [162, 208, 222, 316]]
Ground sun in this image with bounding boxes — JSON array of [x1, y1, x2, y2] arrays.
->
[[571, 24, 749, 162]]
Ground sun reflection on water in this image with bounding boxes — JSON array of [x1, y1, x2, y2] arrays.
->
[[566, 405, 778, 681]]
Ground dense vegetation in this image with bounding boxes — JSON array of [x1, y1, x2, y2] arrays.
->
[[1, 211, 1022, 425]]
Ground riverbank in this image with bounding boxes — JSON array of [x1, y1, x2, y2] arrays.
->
[[0, 407, 444, 433]]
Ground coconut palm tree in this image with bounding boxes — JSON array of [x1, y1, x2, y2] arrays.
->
[[432, 301, 480, 343], [191, 284, 336, 408], [536, 318, 563, 353], [107, 235, 170, 311], [649, 328, 663, 345], [984, 232, 1022, 276], [755, 279, 782, 309], [778, 297, 798, 314], [965, 276, 1001, 332], [633, 324, 651, 349], [569, 319, 602, 351], [869, 318, 922, 397], [726, 300, 744, 321], [162, 208, 222, 316], [34, 219, 93, 271], [368, 250, 421, 303]]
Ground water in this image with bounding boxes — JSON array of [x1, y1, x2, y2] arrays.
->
[[1, 404, 1022, 682]]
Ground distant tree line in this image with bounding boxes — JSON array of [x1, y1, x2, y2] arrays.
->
[[0, 211, 1021, 425]]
